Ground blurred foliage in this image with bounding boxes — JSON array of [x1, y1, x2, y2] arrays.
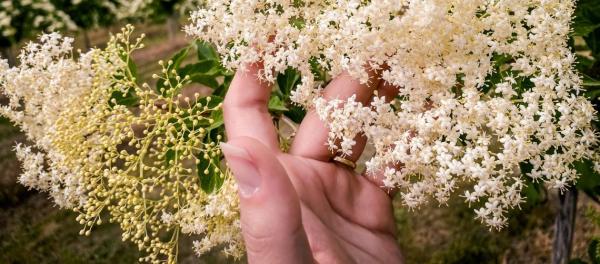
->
[[50, 0, 119, 30], [571, 0, 600, 207], [0, 0, 70, 47]]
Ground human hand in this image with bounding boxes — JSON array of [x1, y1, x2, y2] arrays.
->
[[221, 62, 403, 264]]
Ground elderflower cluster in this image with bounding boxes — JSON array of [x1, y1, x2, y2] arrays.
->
[[0, 32, 94, 207], [0, 0, 76, 40], [188, 0, 599, 228], [0, 26, 242, 263]]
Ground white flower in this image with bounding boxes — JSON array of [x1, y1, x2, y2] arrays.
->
[[188, 0, 599, 229]]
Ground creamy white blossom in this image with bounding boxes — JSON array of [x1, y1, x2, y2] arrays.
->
[[1, 28, 243, 263], [187, 0, 599, 228]]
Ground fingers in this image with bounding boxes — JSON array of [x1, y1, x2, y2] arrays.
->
[[221, 137, 314, 264], [290, 69, 382, 162], [223, 62, 280, 151]]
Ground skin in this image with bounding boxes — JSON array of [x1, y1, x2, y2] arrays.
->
[[221, 61, 404, 264]]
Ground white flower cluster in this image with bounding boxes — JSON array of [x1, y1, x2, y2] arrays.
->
[[0, 0, 77, 40], [187, 0, 599, 228], [178, 175, 243, 258], [0, 28, 242, 262], [0, 32, 92, 207]]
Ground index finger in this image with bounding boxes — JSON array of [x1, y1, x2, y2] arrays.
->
[[223, 62, 280, 150]]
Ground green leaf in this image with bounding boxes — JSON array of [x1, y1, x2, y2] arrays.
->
[[588, 238, 600, 264], [583, 75, 600, 87], [155, 46, 193, 93], [520, 162, 545, 205], [268, 95, 289, 112], [179, 60, 219, 76], [573, 21, 600, 37], [0, 116, 12, 126], [188, 74, 220, 89], [284, 105, 307, 123], [196, 95, 223, 109], [576, 54, 596, 73], [492, 53, 513, 66], [585, 30, 600, 58], [182, 96, 224, 129], [196, 40, 219, 61], [178, 60, 222, 88], [127, 58, 138, 80], [575, 159, 600, 196], [277, 68, 301, 96], [208, 109, 224, 131], [165, 149, 175, 167], [109, 88, 138, 107], [584, 74, 600, 99], [309, 57, 328, 82], [197, 153, 223, 194], [118, 52, 138, 80], [586, 89, 600, 100], [212, 75, 234, 97], [169, 46, 190, 71], [583, 80, 600, 87], [290, 16, 305, 29], [572, 0, 600, 37]]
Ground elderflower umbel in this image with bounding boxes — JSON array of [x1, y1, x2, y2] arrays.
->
[[187, 0, 599, 228], [1, 26, 242, 263]]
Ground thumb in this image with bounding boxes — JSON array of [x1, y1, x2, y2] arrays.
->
[[220, 137, 313, 264]]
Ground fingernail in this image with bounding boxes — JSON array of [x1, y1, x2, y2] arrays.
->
[[220, 142, 261, 197]]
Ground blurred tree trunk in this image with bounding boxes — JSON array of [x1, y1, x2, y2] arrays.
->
[[83, 30, 92, 51], [167, 13, 180, 41], [1, 46, 16, 66], [552, 188, 578, 264]]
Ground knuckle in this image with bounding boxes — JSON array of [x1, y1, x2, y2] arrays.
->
[[240, 220, 274, 256]]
